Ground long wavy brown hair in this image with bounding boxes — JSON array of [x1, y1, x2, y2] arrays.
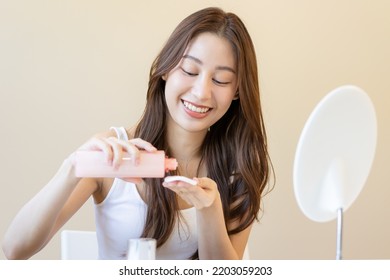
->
[[134, 7, 273, 259]]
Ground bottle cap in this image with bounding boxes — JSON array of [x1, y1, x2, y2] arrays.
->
[[164, 158, 178, 172]]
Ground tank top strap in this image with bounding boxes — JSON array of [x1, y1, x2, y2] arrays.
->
[[110, 126, 129, 141]]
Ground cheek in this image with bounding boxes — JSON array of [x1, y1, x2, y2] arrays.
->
[[213, 93, 236, 118], [165, 75, 193, 110], [221, 101, 233, 116], [217, 91, 236, 109], [164, 71, 187, 93], [164, 77, 184, 111], [164, 77, 178, 102]]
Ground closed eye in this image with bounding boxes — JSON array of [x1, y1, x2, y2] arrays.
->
[[181, 67, 230, 85], [181, 67, 197, 76], [213, 79, 230, 85]]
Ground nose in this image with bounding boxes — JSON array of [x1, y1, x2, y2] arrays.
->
[[192, 75, 212, 101]]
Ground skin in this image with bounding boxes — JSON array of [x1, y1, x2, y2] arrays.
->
[[2, 32, 251, 260]]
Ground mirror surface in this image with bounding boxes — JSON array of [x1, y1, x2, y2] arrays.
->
[[293, 85, 377, 222]]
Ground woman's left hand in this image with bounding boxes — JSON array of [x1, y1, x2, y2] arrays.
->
[[162, 177, 219, 209]]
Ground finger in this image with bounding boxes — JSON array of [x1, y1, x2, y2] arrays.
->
[[162, 183, 206, 208], [162, 183, 185, 195], [168, 186, 193, 202], [176, 189, 205, 209], [80, 137, 114, 163], [106, 137, 137, 168], [129, 138, 157, 152], [163, 183, 200, 198], [106, 137, 140, 165], [193, 177, 216, 191]]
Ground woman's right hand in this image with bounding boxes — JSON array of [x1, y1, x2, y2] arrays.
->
[[72, 135, 158, 183]]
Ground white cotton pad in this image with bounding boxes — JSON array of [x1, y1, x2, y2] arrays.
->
[[164, 176, 197, 185]]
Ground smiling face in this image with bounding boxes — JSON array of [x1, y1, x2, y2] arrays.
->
[[163, 32, 238, 134]]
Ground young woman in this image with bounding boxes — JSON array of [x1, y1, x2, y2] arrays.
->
[[3, 7, 272, 260]]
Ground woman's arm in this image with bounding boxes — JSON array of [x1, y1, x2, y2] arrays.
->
[[163, 177, 252, 259], [196, 195, 252, 259], [2, 158, 99, 260], [3, 129, 158, 259], [2, 131, 113, 259]]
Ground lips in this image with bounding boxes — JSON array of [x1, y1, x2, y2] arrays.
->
[[182, 100, 211, 114]]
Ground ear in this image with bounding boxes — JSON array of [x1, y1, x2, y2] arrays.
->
[[233, 91, 239, 100], [162, 74, 167, 81]]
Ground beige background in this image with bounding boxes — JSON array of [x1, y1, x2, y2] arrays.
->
[[0, 0, 389, 260]]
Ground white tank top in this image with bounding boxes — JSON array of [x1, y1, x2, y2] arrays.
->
[[94, 127, 198, 259]]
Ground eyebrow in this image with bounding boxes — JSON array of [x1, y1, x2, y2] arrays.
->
[[183, 54, 236, 74]]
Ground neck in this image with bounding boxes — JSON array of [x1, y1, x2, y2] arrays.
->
[[167, 128, 207, 160]]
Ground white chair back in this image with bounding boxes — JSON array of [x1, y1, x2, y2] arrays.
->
[[61, 230, 98, 260]]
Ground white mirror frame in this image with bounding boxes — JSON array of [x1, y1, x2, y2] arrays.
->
[[293, 85, 377, 259]]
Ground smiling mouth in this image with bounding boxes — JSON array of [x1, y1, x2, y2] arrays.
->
[[182, 100, 211, 114]]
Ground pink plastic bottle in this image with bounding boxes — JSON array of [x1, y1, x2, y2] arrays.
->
[[73, 150, 178, 178]]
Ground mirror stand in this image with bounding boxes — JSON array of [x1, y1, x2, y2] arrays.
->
[[336, 207, 343, 260]]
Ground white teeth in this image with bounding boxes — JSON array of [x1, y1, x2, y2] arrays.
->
[[183, 101, 210, 113]]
